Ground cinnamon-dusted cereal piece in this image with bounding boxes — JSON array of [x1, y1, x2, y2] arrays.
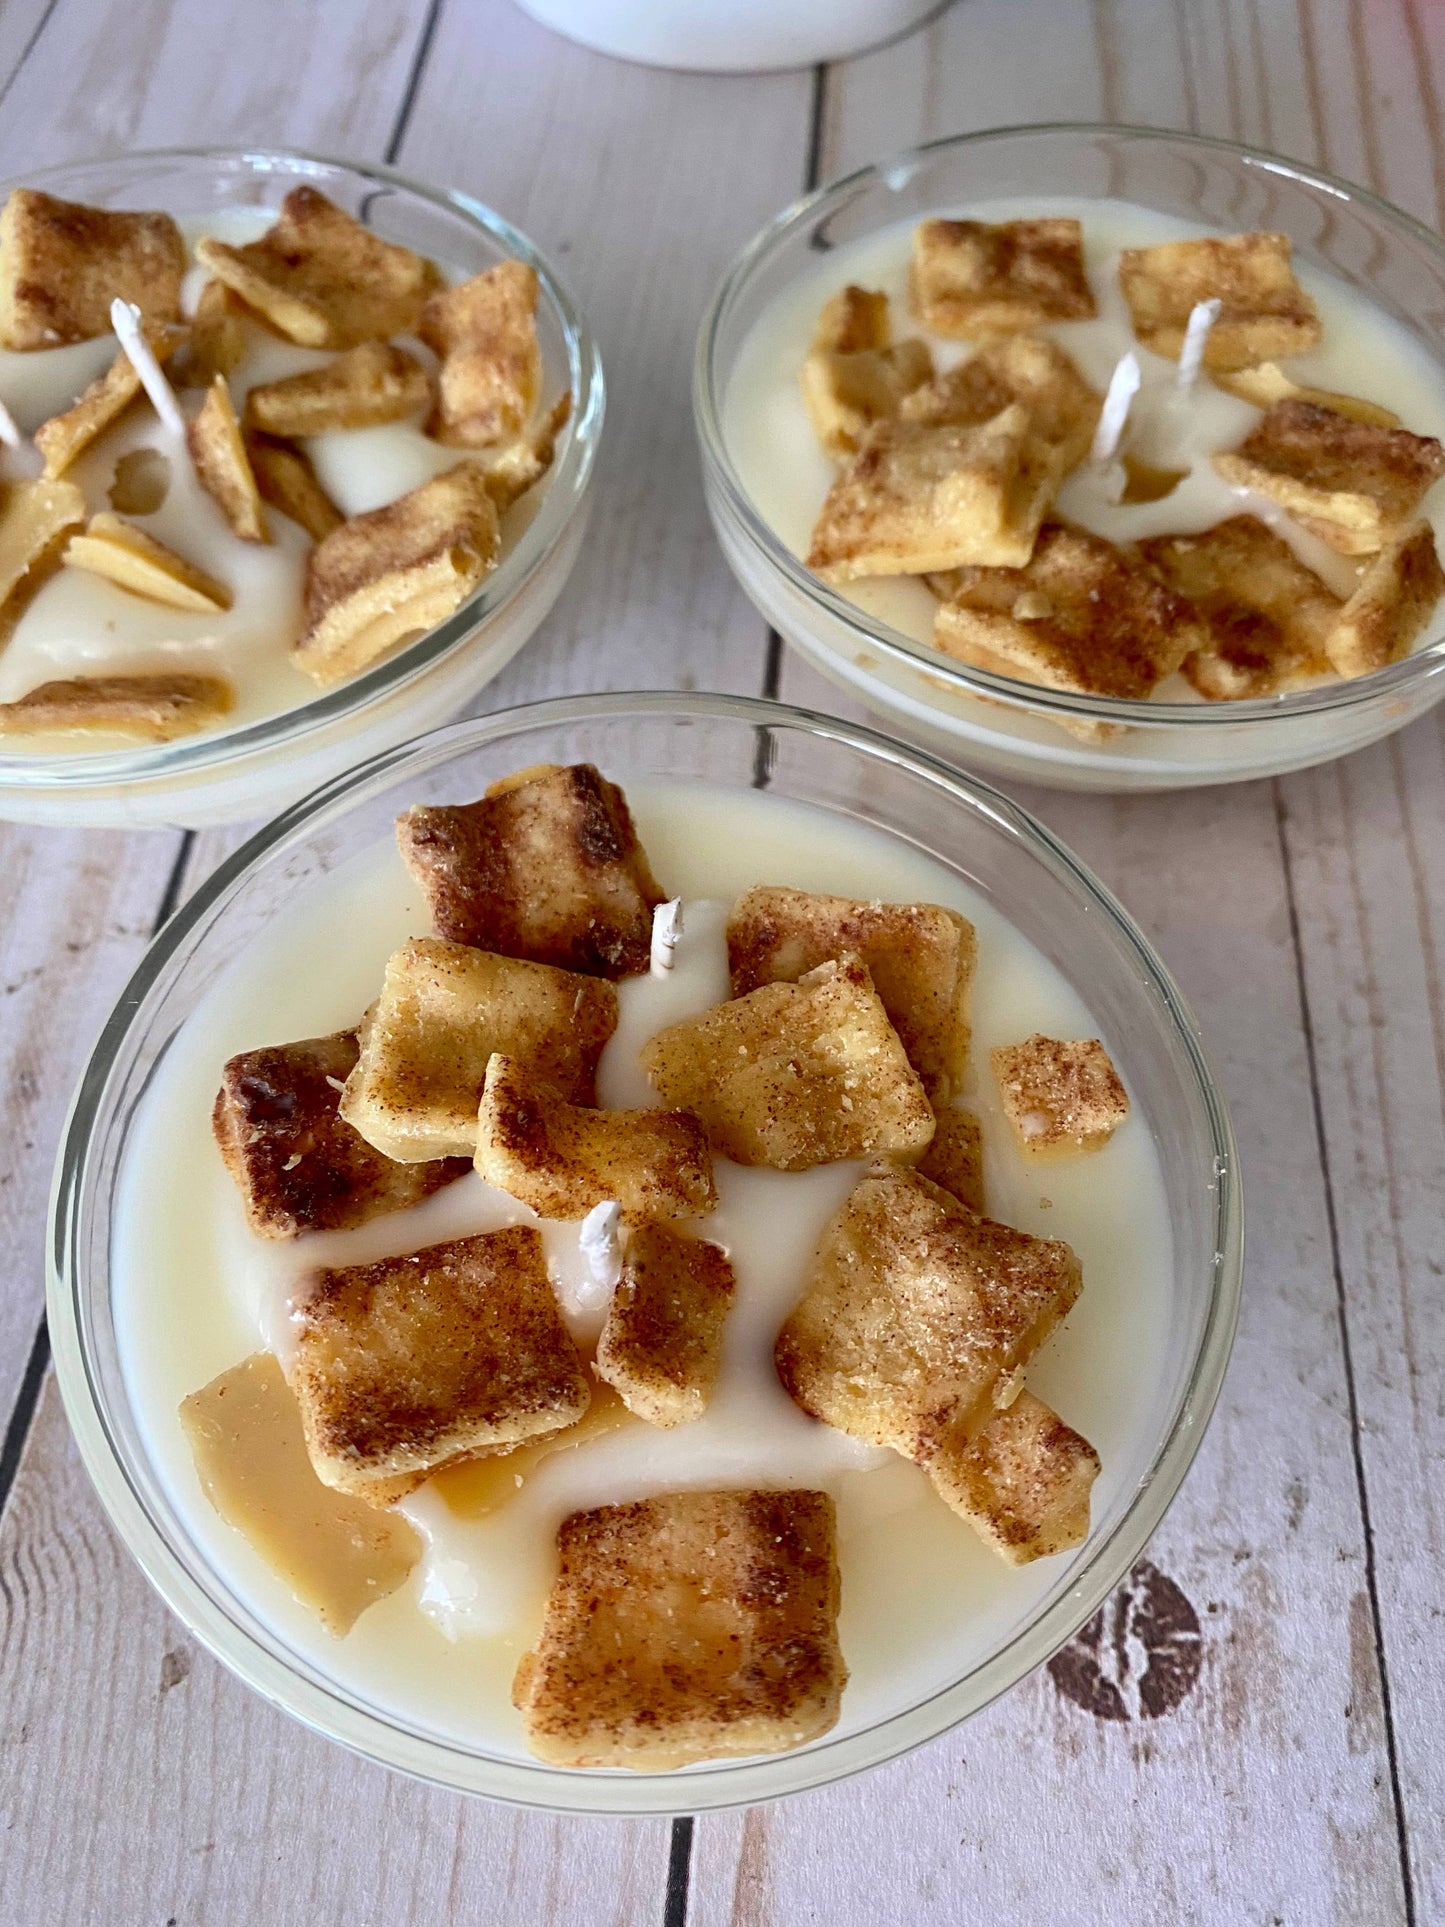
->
[[0, 189, 185, 349], [774, 1166, 1082, 1462], [934, 520, 1205, 699], [175, 279, 248, 387], [244, 432, 343, 543], [900, 334, 1101, 474], [476, 1053, 717, 1222], [244, 342, 431, 438], [339, 938, 617, 1163], [1212, 361, 1400, 429], [0, 672, 233, 742], [727, 885, 975, 1102], [180, 1353, 422, 1635], [482, 392, 571, 513], [641, 955, 934, 1171], [0, 477, 87, 622], [291, 1227, 591, 1500], [187, 376, 269, 543], [927, 1389, 1100, 1564], [33, 325, 183, 478], [913, 1107, 985, 1214], [1139, 515, 1340, 699], [1326, 521, 1445, 678], [421, 260, 541, 448], [909, 217, 1095, 337], [1212, 399, 1445, 555], [513, 1488, 845, 1769], [595, 1223, 735, 1427], [991, 1034, 1129, 1158], [195, 186, 442, 350], [1119, 231, 1320, 371], [214, 1028, 469, 1238], [808, 407, 1063, 579], [294, 460, 499, 686], [397, 762, 663, 979], [64, 512, 231, 613], [800, 283, 933, 459]]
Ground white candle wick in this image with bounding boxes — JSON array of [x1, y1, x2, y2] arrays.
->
[[110, 297, 185, 437], [1090, 352, 1141, 466], [650, 898, 683, 975], [0, 398, 20, 450], [578, 1200, 624, 1296], [1176, 298, 1223, 391]]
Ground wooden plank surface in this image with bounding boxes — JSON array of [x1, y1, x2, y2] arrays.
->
[[1, 0, 1443, 1921]]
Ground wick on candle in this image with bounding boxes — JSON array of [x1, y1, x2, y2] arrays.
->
[[650, 898, 683, 975], [0, 398, 20, 450], [578, 1200, 624, 1294], [1176, 298, 1223, 391], [110, 297, 185, 437], [1090, 352, 1141, 466]]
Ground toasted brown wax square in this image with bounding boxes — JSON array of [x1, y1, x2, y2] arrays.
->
[[991, 1034, 1129, 1158], [0, 189, 185, 349], [512, 1488, 845, 1769], [1139, 515, 1340, 699], [727, 885, 975, 1102], [641, 955, 934, 1171], [293, 460, 499, 685], [900, 333, 1101, 474], [244, 341, 431, 438], [913, 1107, 985, 1214], [64, 512, 231, 613], [910, 217, 1095, 338], [0, 672, 233, 743], [476, 1053, 717, 1222], [928, 1389, 1100, 1564], [934, 520, 1204, 699], [774, 1166, 1082, 1462], [1212, 399, 1445, 555], [1326, 521, 1445, 678], [291, 1226, 591, 1500], [421, 260, 541, 448], [34, 324, 182, 478], [1119, 231, 1320, 371], [0, 477, 88, 622], [175, 279, 248, 387], [244, 432, 343, 543], [213, 1027, 470, 1238], [397, 761, 663, 978], [596, 1223, 735, 1427], [188, 376, 269, 543], [338, 937, 617, 1163], [801, 283, 933, 460], [195, 186, 442, 350]]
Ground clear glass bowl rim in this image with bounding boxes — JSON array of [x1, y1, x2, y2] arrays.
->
[[48, 689, 1243, 1813], [694, 119, 1445, 729], [0, 144, 604, 791]]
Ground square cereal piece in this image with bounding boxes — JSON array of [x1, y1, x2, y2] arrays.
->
[[293, 460, 499, 686], [927, 1389, 1100, 1565], [727, 885, 976, 1102], [0, 477, 87, 622], [338, 937, 617, 1162], [991, 1034, 1129, 1158], [64, 512, 231, 613], [1118, 231, 1320, 370], [807, 407, 1063, 579], [0, 672, 233, 743], [909, 217, 1095, 338], [512, 1488, 845, 1769], [596, 1222, 736, 1427], [814, 284, 891, 354], [934, 520, 1204, 699], [912, 1107, 985, 1214], [1326, 521, 1445, 678], [291, 1226, 590, 1498], [900, 334, 1101, 473], [244, 341, 431, 439], [245, 432, 343, 543], [640, 955, 934, 1171], [1212, 361, 1400, 429], [774, 1166, 1082, 1461], [187, 377, 269, 543], [1212, 399, 1445, 555], [420, 260, 541, 449], [1138, 515, 1340, 700], [0, 188, 185, 349], [213, 1027, 471, 1238], [479, 390, 571, 514], [175, 279, 248, 387], [476, 1053, 717, 1222], [194, 186, 442, 350], [397, 761, 663, 979], [34, 324, 182, 478], [801, 283, 933, 460]]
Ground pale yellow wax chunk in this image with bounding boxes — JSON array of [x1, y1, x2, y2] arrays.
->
[[429, 1379, 636, 1521]]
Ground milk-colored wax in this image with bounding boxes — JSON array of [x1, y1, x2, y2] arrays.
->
[[724, 197, 1445, 697], [113, 781, 1174, 1761]]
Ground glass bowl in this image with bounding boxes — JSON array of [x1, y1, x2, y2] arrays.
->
[[695, 123, 1445, 792], [49, 691, 1241, 1811], [0, 148, 602, 829]]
